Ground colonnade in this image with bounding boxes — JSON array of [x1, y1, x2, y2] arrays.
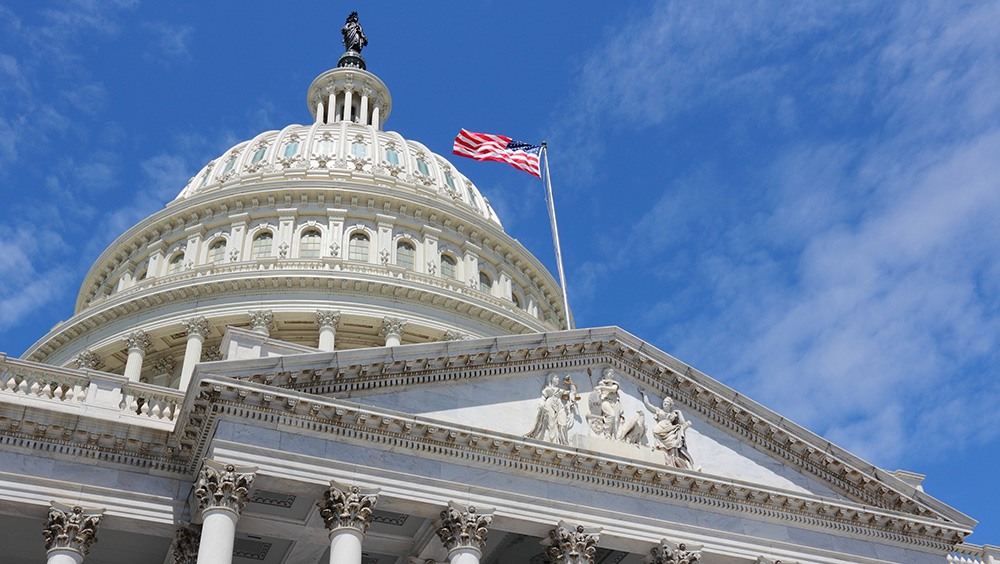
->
[[73, 310, 438, 389]]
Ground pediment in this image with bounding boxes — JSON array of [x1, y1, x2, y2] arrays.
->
[[199, 325, 974, 537]]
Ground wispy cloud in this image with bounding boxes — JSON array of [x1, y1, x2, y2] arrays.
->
[[141, 21, 194, 64], [560, 2, 1000, 466]]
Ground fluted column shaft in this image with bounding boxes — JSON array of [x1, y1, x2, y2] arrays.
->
[[122, 331, 151, 382], [179, 317, 209, 391], [194, 460, 256, 564]]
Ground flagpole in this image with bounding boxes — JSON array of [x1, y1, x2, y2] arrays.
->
[[541, 143, 574, 330]]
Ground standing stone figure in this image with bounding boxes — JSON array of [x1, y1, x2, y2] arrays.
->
[[342, 11, 368, 53], [642, 390, 695, 470], [526, 373, 579, 445], [587, 368, 624, 439]]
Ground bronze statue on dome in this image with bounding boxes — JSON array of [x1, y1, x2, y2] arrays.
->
[[342, 12, 368, 54]]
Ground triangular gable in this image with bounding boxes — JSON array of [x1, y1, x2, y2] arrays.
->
[[197, 325, 975, 533]]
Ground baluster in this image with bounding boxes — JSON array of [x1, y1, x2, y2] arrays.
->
[[162, 402, 174, 421], [41, 381, 54, 398], [29, 378, 41, 396], [150, 397, 162, 418], [139, 397, 150, 415], [17, 374, 29, 394], [4, 372, 17, 391]]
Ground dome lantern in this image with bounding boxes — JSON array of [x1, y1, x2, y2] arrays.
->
[[307, 12, 391, 129]]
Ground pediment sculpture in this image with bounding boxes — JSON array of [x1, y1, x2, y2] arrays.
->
[[525, 368, 697, 471]]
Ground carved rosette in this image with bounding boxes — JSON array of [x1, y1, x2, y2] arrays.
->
[[182, 316, 210, 338], [380, 317, 407, 340], [74, 350, 103, 370], [542, 522, 601, 564], [247, 310, 274, 336], [317, 481, 379, 534], [316, 310, 342, 330], [435, 502, 494, 553], [194, 460, 257, 515], [123, 330, 152, 355], [171, 524, 201, 564], [644, 539, 703, 564], [42, 502, 104, 557]]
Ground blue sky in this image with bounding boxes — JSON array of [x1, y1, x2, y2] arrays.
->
[[2, 0, 998, 544]]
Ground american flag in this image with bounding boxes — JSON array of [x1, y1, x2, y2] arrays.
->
[[452, 129, 542, 177]]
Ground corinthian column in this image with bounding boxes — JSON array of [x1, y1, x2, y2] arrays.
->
[[542, 521, 601, 564], [42, 502, 104, 564], [380, 317, 407, 347], [179, 316, 210, 391], [194, 460, 256, 564], [171, 524, 200, 564], [316, 310, 341, 352], [248, 310, 274, 336], [435, 502, 494, 564], [316, 481, 379, 564], [122, 330, 152, 382]]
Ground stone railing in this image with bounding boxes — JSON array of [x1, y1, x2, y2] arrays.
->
[[948, 544, 1000, 564], [101, 258, 557, 328], [0, 354, 183, 430]]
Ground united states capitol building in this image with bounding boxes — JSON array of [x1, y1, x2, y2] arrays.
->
[[1, 14, 996, 564]]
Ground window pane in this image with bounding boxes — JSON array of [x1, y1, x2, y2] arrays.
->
[[283, 142, 299, 157], [168, 253, 185, 274], [300, 230, 322, 258], [352, 142, 366, 157], [251, 147, 267, 164], [385, 149, 399, 165], [252, 232, 273, 259], [445, 172, 456, 190], [317, 139, 334, 155], [222, 157, 237, 174], [348, 233, 369, 262], [208, 240, 226, 263], [440, 254, 456, 279], [479, 272, 491, 293], [416, 158, 429, 176], [396, 241, 415, 270]]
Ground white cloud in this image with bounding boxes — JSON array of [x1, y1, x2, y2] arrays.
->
[[142, 22, 194, 62], [563, 2, 1000, 466]]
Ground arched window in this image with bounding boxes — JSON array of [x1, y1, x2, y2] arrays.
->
[[512, 291, 522, 309], [167, 252, 185, 274], [479, 271, 492, 294], [348, 232, 370, 262], [207, 239, 227, 263], [134, 262, 148, 281], [300, 229, 322, 259], [251, 231, 273, 259], [440, 254, 457, 279], [396, 240, 415, 270]]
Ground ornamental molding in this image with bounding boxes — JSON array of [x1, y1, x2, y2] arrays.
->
[[316, 481, 379, 534], [435, 501, 494, 552], [380, 317, 407, 339], [182, 316, 210, 338], [542, 521, 601, 564], [316, 310, 342, 330], [43, 501, 105, 557], [124, 330, 152, 354], [171, 524, 201, 564], [643, 538, 703, 564], [74, 350, 103, 370], [194, 459, 257, 515]]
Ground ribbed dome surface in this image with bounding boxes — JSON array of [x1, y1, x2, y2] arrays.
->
[[175, 122, 503, 227]]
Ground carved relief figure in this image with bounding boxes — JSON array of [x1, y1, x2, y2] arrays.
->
[[587, 368, 624, 439], [342, 12, 368, 53], [526, 373, 579, 445], [642, 390, 695, 470]]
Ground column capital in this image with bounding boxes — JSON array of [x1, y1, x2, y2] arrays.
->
[[316, 481, 379, 534], [379, 317, 407, 339], [123, 330, 152, 354], [316, 310, 342, 330], [182, 316, 210, 338], [441, 330, 468, 342], [643, 539, 703, 564], [171, 524, 201, 564], [43, 501, 105, 558], [542, 521, 601, 564], [247, 310, 274, 336], [194, 460, 257, 516], [435, 501, 494, 553], [74, 350, 103, 370]]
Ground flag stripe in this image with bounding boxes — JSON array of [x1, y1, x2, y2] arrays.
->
[[452, 129, 541, 177]]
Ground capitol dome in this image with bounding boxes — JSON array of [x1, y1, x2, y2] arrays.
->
[[22, 48, 566, 389]]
